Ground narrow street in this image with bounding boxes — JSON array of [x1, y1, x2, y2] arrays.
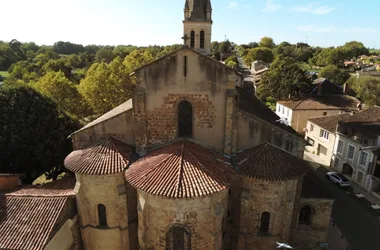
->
[[313, 166, 380, 250]]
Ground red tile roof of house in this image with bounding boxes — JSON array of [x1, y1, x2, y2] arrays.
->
[[308, 113, 352, 133], [0, 195, 68, 250], [235, 143, 309, 181], [125, 140, 238, 199], [64, 136, 133, 175], [278, 95, 360, 111]]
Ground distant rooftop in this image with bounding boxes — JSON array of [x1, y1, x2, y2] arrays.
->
[[278, 95, 360, 111]]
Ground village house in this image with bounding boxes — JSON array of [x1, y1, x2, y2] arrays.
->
[[0, 1, 335, 250]]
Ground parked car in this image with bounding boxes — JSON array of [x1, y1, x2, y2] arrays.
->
[[326, 172, 350, 187]]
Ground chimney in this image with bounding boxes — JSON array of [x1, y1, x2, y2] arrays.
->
[[0, 173, 23, 191]]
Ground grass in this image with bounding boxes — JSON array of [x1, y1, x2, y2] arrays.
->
[[299, 62, 321, 73], [0, 71, 9, 78], [32, 172, 68, 185]]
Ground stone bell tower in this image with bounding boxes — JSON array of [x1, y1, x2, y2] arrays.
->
[[183, 0, 212, 55]]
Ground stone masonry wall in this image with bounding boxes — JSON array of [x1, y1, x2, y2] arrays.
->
[[137, 190, 228, 250], [237, 178, 299, 250]]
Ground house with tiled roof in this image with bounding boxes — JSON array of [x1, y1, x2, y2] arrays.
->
[[2, 1, 335, 250], [276, 94, 361, 135]]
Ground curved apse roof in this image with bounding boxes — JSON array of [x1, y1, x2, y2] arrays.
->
[[125, 140, 238, 199]]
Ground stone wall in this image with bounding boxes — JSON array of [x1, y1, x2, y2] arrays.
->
[[137, 190, 228, 250], [72, 110, 135, 150], [183, 21, 212, 55], [133, 48, 241, 153], [237, 178, 300, 250], [290, 198, 333, 247], [75, 173, 130, 250], [236, 111, 305, 158]]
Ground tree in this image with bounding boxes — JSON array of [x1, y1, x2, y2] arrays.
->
[[52, 41, 85, 55], [79, 57, 134, 114], [259, 37, 275, 49], [319, 65, 350, 85], [123, 49, 154, 72], [95, 48, 114, 63], [225, 55, 239, 69], [342, 41, 368, 59], [0, 87, 80, 183], [346, 76, 380, 106], [244, 47, 274, 65], [0, 43, 19, 70], [257, 57, 312, 99], [33, 71, 91, 118]]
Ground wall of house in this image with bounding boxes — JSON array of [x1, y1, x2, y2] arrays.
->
[[276, 103, 293, 125], [133, 49, 240, 153], [237, 178, 299, 250], [45, 215, 80, 250], [184, 22, 212, 55], [74, 173, 130, 250], [333, 134, 375, 191], [305, 121, 337, 166], [72, 110, 135, 150], [137, 189, 228, 250], [288, 109, 342, 135], [236, 111, 305, 158], [290, 198, 333, 247]]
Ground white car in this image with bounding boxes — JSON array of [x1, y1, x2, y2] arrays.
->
[[326, 172, 351, 187]]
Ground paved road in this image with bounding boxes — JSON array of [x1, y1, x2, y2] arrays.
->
[[314, 167, 380, 250]]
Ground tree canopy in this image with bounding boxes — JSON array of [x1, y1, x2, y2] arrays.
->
[[259, 37, 275, 49], [318, 65, 351, 85], [244, 47, 274, 65], [257, 57, 312, 100], [346, 76, 380, 106], [0, 87, 80, 183]]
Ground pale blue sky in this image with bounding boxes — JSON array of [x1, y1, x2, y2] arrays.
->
[[2, 0, 379, 48]]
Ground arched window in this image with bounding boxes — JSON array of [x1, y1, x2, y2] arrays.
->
[[98, 204, 107, 227], [178, 101, 193, 138], [259, 212, 270, 234], [200, 31, 205, 49], [299, 205, 312, 225], [166, 225, 191, 250], [190, 31, 195, 48]]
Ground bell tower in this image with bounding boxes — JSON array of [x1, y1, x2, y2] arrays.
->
[[183, 0, 212, 55]]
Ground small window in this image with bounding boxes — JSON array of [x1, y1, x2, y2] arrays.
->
[[323, 112, 327, 116], [337, 140, 344, 153], [359, 152, 368, 166], [347, 145, 355, 160], [298, 205, 312, 225], [98, 204, 107, 227], [200, 31, 205, 49], [190, 31, 195, 48], [310, 124, 314, 132], [320, 129, 329, 140], [259, 212, 270, 234]]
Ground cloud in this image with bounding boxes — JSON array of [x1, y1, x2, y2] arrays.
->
[[262, 0, 280, 12], [291, 2, 335, 15], [227, 1, 238, 9], [297, 25, 378, 33]]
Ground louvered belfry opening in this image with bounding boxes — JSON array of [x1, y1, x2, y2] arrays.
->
[[200, 31, 205, 49], [166, 225, 191, 250], [178, 101, 193, 138]]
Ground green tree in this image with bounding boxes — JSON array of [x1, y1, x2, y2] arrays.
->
[[319, 65, 351, 85], [123, 49, 154, 72], [33, 71, 91, 118], [259, 37, 275, 49], [0, 43, 19, 70], [79, 57, 134, 114], [95, 48, 114, 63], [225, 55, 239, 69], [244, 47, 274, 65], [258, 57, 312, 99], [0, 86, 80, 183], [346, 76, 380, 106], [342, 41, 368, 59]]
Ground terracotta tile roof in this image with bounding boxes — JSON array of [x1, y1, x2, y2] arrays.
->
[[338, 106, 380, 137], [4, 178, 76, 197], [234, 143, 309, 181], [72, 99, 133, 135], [125, 140, 237, 199], [65, 136, 133, 175], [301, 171, 333, 199], [0, 195, 68, 250], [308, 113, 351, 133], [236, 87, 303, 139], [278, 95, 360, 111]]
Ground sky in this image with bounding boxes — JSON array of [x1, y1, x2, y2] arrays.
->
[[1, 0, 379, 48]]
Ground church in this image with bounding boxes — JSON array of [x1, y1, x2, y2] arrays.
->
[[0, 1, 334, 250]]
